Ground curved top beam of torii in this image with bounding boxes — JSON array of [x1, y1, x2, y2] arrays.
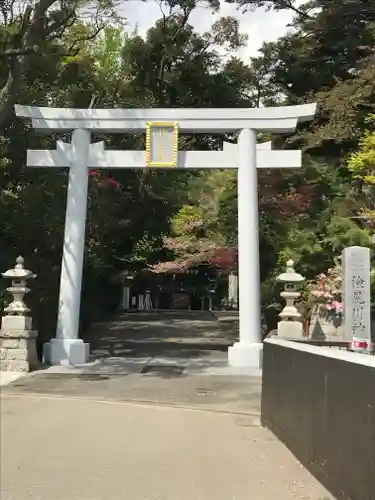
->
[[14, 103, 317, 133]]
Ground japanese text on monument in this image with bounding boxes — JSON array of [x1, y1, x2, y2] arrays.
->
[[342, 246, 371, 341]]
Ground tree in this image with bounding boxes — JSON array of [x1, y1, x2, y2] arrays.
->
[[248, 0, 375, 104], [120, 1, 249, 108], [0, 0, 120, 131], [230, 0, 313, 15], [348, 114, 375, 228], [290, 55, 375, 157]]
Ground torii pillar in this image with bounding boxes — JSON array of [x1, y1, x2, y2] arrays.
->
[[15, 104, 317, 368], [228, 128, 260, 367]]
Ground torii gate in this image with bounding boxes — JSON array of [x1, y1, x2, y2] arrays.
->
[[15, 104, 317, 368]]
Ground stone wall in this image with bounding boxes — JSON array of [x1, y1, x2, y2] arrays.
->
[[0, 318, 38, 372], [261, 338, 375, 500]]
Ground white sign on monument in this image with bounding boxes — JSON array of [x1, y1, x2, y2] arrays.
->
[[342, 246, 372, 351]]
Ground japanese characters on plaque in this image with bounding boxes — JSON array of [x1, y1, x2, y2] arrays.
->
[[342, 246, 371, 343], [145, 122, 179, 167]]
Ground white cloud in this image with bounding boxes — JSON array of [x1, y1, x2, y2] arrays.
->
[[122, 0, 297, 60]]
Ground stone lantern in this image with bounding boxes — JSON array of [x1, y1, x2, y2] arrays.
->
[[0, 256, 39, 372], [120, 270, 134, 310], [207, 278, 217, 312], [276, 259, 305, 339]]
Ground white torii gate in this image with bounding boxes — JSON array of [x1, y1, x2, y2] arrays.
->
[[15, 104, 316, 368]]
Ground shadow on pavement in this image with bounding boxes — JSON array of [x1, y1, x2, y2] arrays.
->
[[82, 310, 238, 361], [0, 311, 255, 415]]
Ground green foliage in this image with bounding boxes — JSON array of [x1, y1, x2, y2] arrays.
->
[[346, 113, 375, 230], [165, 170, 236, 254], [129, 233, 165, 264], [322, 216, 372, 251], [348, 115, 375, 185]]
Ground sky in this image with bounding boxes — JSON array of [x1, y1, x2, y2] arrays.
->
[[122, 0, 301, 61]]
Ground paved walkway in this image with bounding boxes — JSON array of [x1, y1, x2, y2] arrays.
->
[[2, 369, 333, 500], [1, 312, 334, 499], [83, 310, 239, 361]]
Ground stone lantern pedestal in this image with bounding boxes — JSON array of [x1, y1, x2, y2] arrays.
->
[[120, 272, 134, 310], [276, 259, 305, 340], [0, 257, 39, 372]]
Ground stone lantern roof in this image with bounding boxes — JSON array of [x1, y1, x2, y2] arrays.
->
[[277, 259, 305, 283], [2, 256, 36, 280]]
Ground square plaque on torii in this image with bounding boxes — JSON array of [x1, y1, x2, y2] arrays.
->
[[145, 122, 179, 167]]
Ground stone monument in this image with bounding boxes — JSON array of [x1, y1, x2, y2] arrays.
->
[[342, 246, 372, 353], [276, 259, 305, 339], [0, 256, 39, 371]]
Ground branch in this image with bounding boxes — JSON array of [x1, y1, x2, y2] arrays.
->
[[0, 0, 112, 131], [156, 7, 193, 103], [1, 45, 39, 57], [232, 0, 313, 20], [0, 0, 17, 25], [0, 4, 34, 130], [0, 2, 52, 130], [67, 23, 104, 54], [0, 0, 8, 23], [44, 9, 77, 41], [278, 0, 313, 20], [88, 89, 105, 109], [13, 4, 33, 47]]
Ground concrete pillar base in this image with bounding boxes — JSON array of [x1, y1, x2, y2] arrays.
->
[[43, 338, 89, 366], [228, 342, 263, 368]]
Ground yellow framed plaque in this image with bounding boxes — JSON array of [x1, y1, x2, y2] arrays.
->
[[145, 122, 179, 167]]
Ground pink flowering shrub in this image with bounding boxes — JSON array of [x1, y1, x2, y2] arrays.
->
[[89, 169, 121, 188], [308, 261, 343, 316]]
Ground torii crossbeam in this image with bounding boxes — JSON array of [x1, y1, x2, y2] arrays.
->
[[26, 140, 301, 169]]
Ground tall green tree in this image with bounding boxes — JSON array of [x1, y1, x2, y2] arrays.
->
[[0, 0, 122, 131], [348, 114, 375, 227]]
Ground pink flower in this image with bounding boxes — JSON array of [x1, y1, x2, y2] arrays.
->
[[332, 301, 344, 313], [107, 178, 121, 188]]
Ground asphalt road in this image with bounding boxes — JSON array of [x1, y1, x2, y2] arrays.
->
[[1, 392, 334, 500], [1, 311, 334, 499]]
